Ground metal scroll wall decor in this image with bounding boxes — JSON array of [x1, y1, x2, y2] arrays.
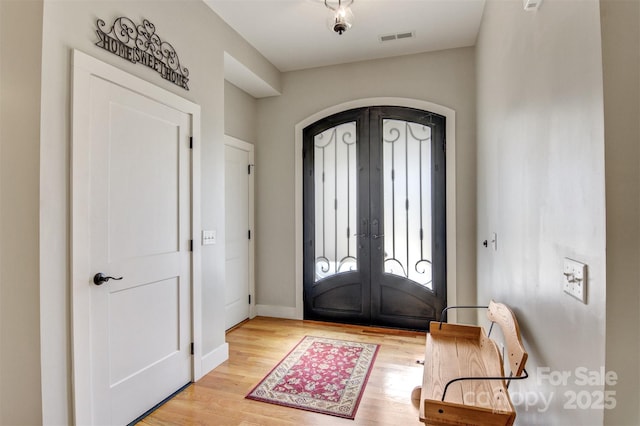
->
[[95, 17, 190, 90]]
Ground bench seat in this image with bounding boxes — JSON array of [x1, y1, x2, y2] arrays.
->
[[420, 322, 515, 426], [415, 301, 528, 426]]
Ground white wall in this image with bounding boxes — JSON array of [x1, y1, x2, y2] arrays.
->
[[476, 0, 608, 424], [37, 1, 279, 424], [255, 48, 478, 322], [0, 1, 44, 424], [600, 0, 640, 424], [224, 81, 258, 143]]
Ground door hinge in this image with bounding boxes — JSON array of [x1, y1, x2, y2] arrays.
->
[[248, 164, 251, 175], [248, 294, 251, 304], [189, 239, 193, 251], [190, 342, 194, 355], [248, 230, 251, 240], [189, 136, 193, 149]]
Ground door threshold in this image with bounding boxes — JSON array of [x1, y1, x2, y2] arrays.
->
[[127, 382, 191, 426], [226, 318, 250, 334]]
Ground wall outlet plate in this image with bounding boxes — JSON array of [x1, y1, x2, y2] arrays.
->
[[563, 258, 587, 303]]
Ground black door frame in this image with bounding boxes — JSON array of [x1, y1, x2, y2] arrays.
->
[[302, 106, 447, 330]]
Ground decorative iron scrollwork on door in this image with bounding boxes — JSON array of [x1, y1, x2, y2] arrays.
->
[[382, 120, 433, 288], [313, 122, 358, 281]]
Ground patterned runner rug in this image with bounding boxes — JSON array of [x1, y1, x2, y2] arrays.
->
[[246, 335, 380, 420]]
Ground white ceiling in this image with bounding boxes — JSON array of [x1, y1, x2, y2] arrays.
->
[[205, 0, 486, 72]]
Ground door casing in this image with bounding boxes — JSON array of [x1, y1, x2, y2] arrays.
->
[[70, 50, 203, 425]]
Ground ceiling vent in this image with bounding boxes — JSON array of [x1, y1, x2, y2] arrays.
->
[[523, 0, 543, 11], [379, 31, 415, 43]]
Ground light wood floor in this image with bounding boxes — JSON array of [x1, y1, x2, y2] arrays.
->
[[138, 317, 426, 425]]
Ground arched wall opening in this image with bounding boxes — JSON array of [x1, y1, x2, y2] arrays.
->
[[293, 97, 459, 323]]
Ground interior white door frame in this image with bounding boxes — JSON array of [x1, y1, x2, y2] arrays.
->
[[71, 50, 202, 425], [294, 98, 458, 323], [224, 135, 256, 320]]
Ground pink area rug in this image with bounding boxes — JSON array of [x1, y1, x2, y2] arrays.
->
[[246, 335, 380, 419]]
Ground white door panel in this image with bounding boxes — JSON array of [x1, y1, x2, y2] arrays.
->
[[108, 278, 180, 385], [85, 71, 191, 425], [107, 103, 180, 260]]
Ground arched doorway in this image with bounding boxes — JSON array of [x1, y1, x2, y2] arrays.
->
[[302, 106, 446, 330]]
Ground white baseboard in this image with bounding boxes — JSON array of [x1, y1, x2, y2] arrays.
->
[[200, 342, 229, 377], [256, 304, 300, 320]]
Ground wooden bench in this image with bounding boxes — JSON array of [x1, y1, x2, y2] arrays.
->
[[412, 301, 528, 426]]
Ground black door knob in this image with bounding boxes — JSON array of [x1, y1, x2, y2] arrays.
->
[[93, 273, 123, 286]]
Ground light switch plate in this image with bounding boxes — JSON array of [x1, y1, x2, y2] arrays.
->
[[563, 258, 587, 303], [202, 230, 216, 245]]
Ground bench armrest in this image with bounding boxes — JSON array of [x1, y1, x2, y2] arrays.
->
[[442, 369, 529, 401], [438, 305, 489, 330]]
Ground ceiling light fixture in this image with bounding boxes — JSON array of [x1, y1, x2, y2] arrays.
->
[[324, 0, 354, 35]]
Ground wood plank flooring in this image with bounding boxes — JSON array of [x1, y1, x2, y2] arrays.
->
[[138, 317, 426, 425]]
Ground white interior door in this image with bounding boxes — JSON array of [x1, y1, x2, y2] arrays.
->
[[224, 136, 254, 329], [72, 51, 200, 426]]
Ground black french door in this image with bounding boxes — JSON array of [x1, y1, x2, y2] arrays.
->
[[303, 106, 446, 330]]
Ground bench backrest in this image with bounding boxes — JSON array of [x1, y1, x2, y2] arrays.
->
[[487, 300, 528, 378]]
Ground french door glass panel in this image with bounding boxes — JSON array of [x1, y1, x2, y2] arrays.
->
[[314, 122, 358, 281], [382, 120, 433, 289]]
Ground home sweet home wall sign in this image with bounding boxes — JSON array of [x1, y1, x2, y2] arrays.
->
[[95, 17, 190, 90]]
